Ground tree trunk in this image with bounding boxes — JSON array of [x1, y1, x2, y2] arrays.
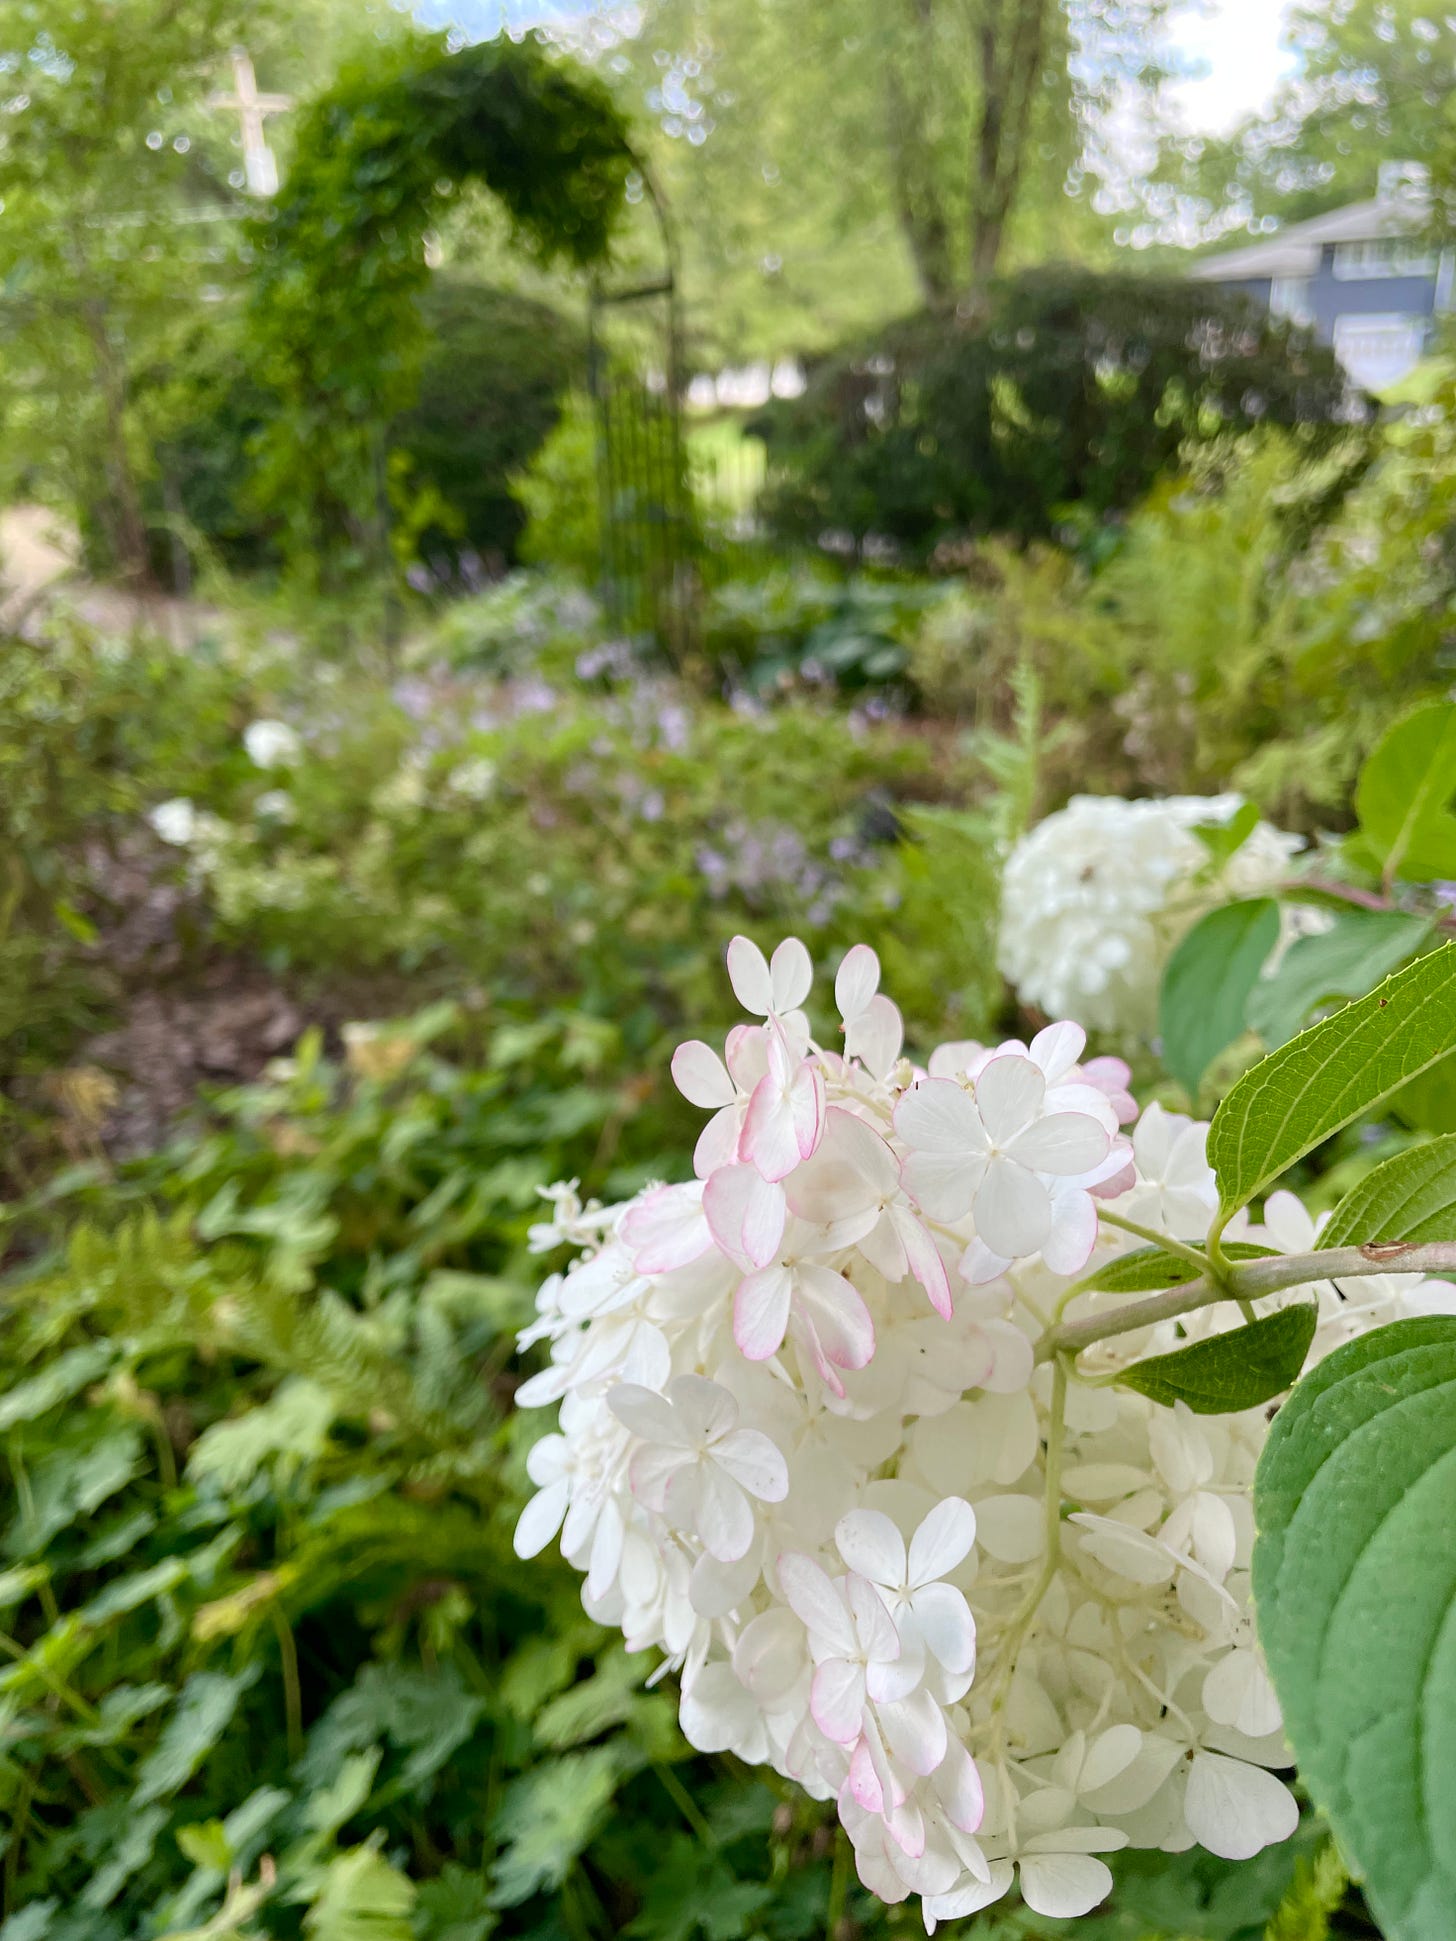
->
[[81, 297, 153, 588], [883, 0, 956, 306], [968, 0, 1053, 302]]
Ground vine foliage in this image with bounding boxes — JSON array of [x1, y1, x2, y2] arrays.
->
[[245, 31, 633, 583]]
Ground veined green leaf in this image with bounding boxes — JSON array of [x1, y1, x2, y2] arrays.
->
[[1084, 1241, 1276, 1296], [1192, 800, 1260, 871], [1246, 907, 1431, 1048], [1253, 1318, 1456, 1940], [1322, 1134, 1456, 1248], [1355, 701, 1456, 884], [1208, 943, 1456, 1220], [1117, 1305, 1315, 1414], [133, 1669, 256, 1808], [1159, 898, 1280, 1096]]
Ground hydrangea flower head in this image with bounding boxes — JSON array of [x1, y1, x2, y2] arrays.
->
[[513, 936, 1423, 1923], [998, 794, 1301, 1035]]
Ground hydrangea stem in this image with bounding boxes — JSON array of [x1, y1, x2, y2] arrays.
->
[[1035, 1240, 1456, 1363], [1093, 1206, 1212, 1275]]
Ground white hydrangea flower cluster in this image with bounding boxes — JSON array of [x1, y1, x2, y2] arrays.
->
[[998, 794, 1302, 1036], [512, 938, 1438, 1924]]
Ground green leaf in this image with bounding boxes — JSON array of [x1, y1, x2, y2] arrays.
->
[[1391, 1049, 1456, 1134], [1085, 1242, 1276, 1296], [133, 1669, 256, 1807], [0, 1342, 114, 1432], [489, 1747, 621, 1907], [1118, 1304, 1316, 1413], [1246, 907, 1432, 1047], [1355, 700, 1456, 883], [1207, 943, 1456, 1221], [1322, 1134, 1456, 1248], [413, 1864, 497, 1941], [1253, 1318, 1456, 1940], [1159, 898, 1281, 1095], [1192, 800, 1259, 870], [304, 1846, 415, 1941]]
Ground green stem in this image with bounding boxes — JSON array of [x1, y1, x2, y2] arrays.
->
[[1094, 1207, 1212, 1275], [270, 1605, 304, 1765], [1036, 1239, 1456, 1363], [825, 1825, 850, 1941], [654, 1760, 718, 1848]]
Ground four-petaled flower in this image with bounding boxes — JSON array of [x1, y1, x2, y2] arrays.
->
[[609, 1374, 789, 1562]]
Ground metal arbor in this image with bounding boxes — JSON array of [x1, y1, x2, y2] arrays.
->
[[587, 169, 696, 660]]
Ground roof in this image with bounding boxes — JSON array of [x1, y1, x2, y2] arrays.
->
[[1186, 194, 1428, 282]]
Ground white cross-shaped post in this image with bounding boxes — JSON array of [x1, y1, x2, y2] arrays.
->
[[209, 47, 290, 198]]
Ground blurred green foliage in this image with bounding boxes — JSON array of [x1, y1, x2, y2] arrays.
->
[[243, 31, 631, 587], [756, 271, 1364, 557]]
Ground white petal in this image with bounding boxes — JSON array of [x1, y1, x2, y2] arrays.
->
[[973, 1495, 1045, 1565], [513, 1477, 569, 1559], [679, 1662, 755, 1753], [973, 1055, 1045, 1143], [835, 1508, 907, 1587], [733, 1263, 793, 1360], [1184, 1752, 1299, 1860], [901, 1146, 982, 1223], [770, 936, 813, 1012], [1029, 1019, 1085, 1081], [695, 1462, 756, 1563], [895, 1077, 985, 1155], [1007, 1110, 1109, 1177], [671, 1039, 736, 1108], [712, 1428, 789, 1502], [796, 1264, 875, 1371], [847, 994, 904, 1079], [877, 1688, 947, 1775], [704, 1163, 787, 1270], [726, 934, 774, 1014], [809, 1656, 865, 1742], [835, 942, 880, 1020], [621, 1182, 711, 1273], [775, 1550, 856, 1656], [740, 1072, 804, 1182], [908, 1496, 977, 1585], [1202, 1650, 1283, 1741], [608, 1383, 692, 1447], [1040, 1189, 1098, 1277], [973, 1155, 1052, 1260], [1017, 1853, 1115, 1919], [665, 1372, 738, 1443], [908, 1582, 976, 1675]]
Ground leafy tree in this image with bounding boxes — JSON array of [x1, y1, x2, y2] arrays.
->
[[1160, 1, 1456, 235], [0, 0, 261, 580], [604, 0, 1170, 354]]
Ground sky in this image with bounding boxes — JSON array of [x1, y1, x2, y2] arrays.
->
[[1162, 0, 1300, 134], [414, 0, 1303, 138]]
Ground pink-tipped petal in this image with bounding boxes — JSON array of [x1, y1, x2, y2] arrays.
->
[[733, 1263, 793, 1360]]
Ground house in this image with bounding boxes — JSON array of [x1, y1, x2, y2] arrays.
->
[[1187, 164, 1451, 391]]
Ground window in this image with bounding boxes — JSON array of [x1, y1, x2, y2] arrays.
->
[[1332, 313, 1427, 389], [1332, 238, 1436, 280], [1269, 276, 1314, 325]]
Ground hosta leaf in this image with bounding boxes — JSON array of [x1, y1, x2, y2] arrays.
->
[[1246, 907, 1431, 1048], [1321, 1134, 1456, 1248], [1085, 1242, 1276, 1296], [1253, 1318, 1456, 1941], [1117, 1305, 1316, 1414], [1355, 700, 1456, 883], [1159, 899, 1280, 1096], [1207, 943, 1456, 1220]]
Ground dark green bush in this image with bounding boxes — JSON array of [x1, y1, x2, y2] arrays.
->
[[150, 281, 587, 583], [756, 268, 1366, 556]]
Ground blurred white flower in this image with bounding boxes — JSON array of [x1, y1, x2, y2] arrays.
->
[[243, 718, 301, 768], [998, 794, 1301, 1035]]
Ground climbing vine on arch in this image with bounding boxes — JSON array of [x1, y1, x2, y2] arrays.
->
[[245, 31, 634, 588]]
